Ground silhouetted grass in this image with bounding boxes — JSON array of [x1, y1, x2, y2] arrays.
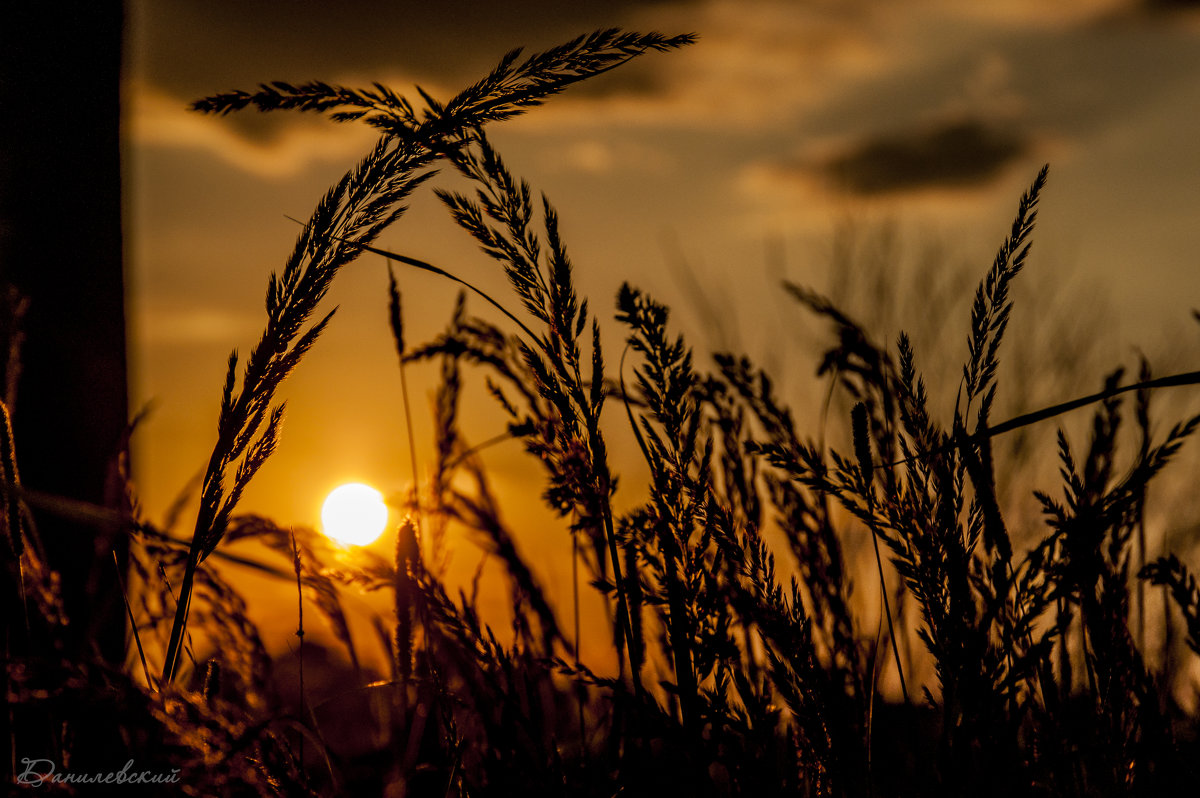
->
[[7, 28, 1200, 798]]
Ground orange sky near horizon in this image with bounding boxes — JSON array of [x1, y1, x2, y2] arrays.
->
[[125, 0, 1200, 665]]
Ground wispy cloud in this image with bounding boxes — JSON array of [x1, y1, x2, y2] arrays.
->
[[135, 302, 260, 346], [128, 81, 383, 178], [499, 1, 892, 132], [932, 0, 1131, 26], [511, 0, 1195, 135]]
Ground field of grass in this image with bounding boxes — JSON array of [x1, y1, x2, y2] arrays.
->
[[7, 29, 1200, 796]]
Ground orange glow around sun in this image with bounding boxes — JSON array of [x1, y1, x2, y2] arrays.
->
[[320, 482, 389, 546]]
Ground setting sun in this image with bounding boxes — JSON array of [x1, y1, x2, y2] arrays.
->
[[320, 482, 389, 546]]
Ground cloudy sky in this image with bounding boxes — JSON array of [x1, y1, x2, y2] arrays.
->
[[126, 0, 1200, 561]]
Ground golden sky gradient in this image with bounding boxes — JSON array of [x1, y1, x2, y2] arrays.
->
[[124, 0, 1200, 641]]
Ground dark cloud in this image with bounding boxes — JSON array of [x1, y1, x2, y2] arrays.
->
[[131, 0, 691, 146], [132, 0, 693, 99], [1096, 0, 1200, 25], [1141, 0, 1200, 11], [818, 119, 1028, 196]]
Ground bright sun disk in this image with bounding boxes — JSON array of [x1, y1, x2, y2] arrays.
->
[[321, 482, 388, 546]]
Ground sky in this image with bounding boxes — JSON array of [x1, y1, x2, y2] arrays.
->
[[125, 0, 1200, 647]]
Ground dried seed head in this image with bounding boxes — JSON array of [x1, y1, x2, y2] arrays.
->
[[202, 659, 221, 704], [851, 402, 873, 488]]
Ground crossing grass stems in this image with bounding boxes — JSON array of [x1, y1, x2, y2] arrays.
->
[[7, 28, 1200, 797]]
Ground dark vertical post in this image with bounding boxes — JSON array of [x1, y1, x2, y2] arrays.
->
[[0, 2, 128, 672]]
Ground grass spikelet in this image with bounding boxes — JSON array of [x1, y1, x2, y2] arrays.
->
[[1141, 554, 1200, 657]]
